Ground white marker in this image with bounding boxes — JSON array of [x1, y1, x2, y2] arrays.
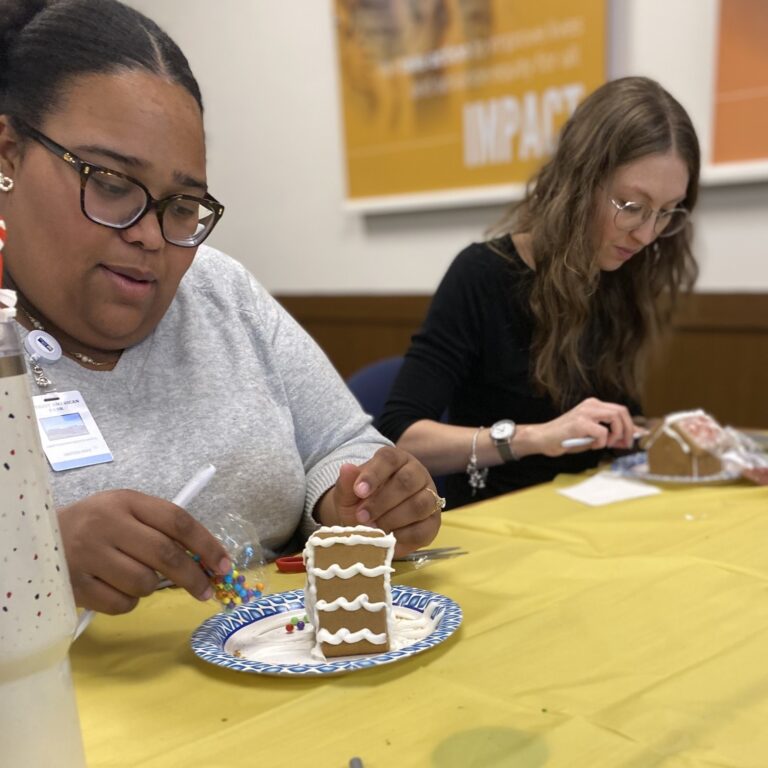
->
[[73, 463, 217, 641], [171, 463, 217, 510], [561, 436, 596, 449], [561, 432, 645, 450]]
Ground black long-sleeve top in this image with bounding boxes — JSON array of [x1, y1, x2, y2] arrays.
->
[[376, 239, 635, 508]]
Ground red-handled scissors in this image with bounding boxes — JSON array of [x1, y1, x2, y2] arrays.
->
[[275, 554, 305, 573]]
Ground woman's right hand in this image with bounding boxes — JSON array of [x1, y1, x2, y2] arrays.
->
[[524, 397, 637, 457], [58, 490, 231, 615]]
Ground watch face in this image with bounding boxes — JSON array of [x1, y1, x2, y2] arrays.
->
[[492, 421, 514, 440]]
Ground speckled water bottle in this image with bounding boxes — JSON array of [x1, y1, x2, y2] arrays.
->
[[0, 263, 86, 760]]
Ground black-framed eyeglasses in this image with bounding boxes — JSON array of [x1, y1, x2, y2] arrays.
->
[[17, 121, 224, 248], [610, 197, 689, 238]]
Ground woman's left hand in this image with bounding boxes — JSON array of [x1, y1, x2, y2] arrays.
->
[[316, 446, 442, 557]]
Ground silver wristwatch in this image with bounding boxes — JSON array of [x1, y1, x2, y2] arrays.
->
[[490, 419, 517, 462]]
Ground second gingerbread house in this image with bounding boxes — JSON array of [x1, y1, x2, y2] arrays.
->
[[642, 409, 732, 477]]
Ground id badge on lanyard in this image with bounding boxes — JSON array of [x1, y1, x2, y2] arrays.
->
[[25, 330, 113, 472], [32, 390, 113, 471]]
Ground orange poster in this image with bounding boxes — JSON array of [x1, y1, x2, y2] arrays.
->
[[713, 0, 768, 164], [334, 0, 606, 205]]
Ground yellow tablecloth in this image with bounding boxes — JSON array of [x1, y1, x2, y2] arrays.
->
[[72, 475, 768, 767]]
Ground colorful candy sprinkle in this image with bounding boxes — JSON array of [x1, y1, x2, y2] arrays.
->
[[188, 551, 264, 611], [210, 567, 263, 611], [285, 615, 309, 634]]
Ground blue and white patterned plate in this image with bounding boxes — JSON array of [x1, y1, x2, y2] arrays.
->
[[611, 451, 740, 485], [190, 585, 462, 676]]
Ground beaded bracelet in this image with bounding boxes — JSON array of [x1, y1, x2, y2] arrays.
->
[[466, 426, 489, 495]]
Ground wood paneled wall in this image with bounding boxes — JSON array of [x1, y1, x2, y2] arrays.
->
[[643, 294, 768, 428], [277, 296, 430, 380], [277, 293, 768, 429]]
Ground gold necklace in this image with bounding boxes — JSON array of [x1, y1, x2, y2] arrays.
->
[[19, 305, 117, 367]]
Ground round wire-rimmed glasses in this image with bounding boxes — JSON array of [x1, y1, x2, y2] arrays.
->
[[610, 197, 689, 238], [17, 120, 224, 248]]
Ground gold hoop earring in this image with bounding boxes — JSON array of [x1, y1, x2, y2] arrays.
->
[[0, 172, 14, 192]]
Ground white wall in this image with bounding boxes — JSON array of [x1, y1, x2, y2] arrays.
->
[[126, 0, 768, 293]]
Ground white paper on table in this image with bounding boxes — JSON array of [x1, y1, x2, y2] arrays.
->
[[557, 471, 661, 506]]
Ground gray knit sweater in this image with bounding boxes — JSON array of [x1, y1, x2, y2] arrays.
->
[[19, 246, 390, 559]]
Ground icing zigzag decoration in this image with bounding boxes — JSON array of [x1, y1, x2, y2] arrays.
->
[[303, 525, 396, 659]]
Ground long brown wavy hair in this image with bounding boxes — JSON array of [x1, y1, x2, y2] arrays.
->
[[489, 76, 700, 410]]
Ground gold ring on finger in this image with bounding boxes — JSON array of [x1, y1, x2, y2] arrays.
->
[[424, 486, 446, 513]]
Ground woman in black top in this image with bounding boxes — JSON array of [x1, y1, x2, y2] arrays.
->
[[377, 77, 700, 508]]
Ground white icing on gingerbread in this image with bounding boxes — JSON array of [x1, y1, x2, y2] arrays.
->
[[645, 409, 729, 454], [644, 409, 734, 477], [303, 526, 396, 659], [316, 595, 388, 612], [311, 563, 393, 579], [316, 628, 388, 646]]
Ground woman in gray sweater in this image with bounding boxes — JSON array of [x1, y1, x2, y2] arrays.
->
[[0, 0, 441, 615]]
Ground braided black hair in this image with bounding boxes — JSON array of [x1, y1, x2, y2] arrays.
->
[[0, 0, 202, 130]]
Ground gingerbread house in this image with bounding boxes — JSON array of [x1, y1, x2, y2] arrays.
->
[[642, 409, 732, 477], [303, 525, 395, 659]]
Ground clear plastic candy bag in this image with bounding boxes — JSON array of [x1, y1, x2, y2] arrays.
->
[[722, 427, 768, 485], [204, 514, 269, 610]]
